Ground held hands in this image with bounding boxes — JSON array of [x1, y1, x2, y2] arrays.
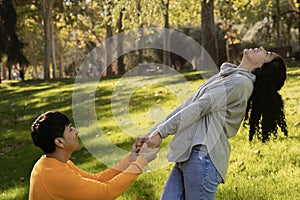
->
[[139, 143, 159, 163], [145, 132, 162, 148], [130, 132, 162, 162]]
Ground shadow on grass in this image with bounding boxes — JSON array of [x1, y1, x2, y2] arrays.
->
[[125, 178, 160, 200], [0, 70, 213, 200]]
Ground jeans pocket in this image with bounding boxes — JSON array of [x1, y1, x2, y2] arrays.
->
[[197, 145, 208, 160], [204, 157, 221, 193]]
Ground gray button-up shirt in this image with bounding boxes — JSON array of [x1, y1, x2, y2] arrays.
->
[[150, 62, 255, 182]]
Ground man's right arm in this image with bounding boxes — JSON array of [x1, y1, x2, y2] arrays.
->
[[53, 156, 147, 200]]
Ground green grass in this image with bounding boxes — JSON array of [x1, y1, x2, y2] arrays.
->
[[0, 66, 299, 200]]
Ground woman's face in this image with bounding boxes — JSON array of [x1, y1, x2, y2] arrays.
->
[[243, 47, 279, 66]]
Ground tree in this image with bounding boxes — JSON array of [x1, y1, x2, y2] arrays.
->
[[136, 0, 143, 65], [201, 0, 218, 64], [117, 5, 125, 75], [104, 0, 114, 76], [216, 0, 241, 63], [0, 0, 29, 82], [162, 0, 171, 66], [39, 0, 54, 79], [275, 0, 281, 45], [57, 0, 105, 78], [13, 0, 298, 80]]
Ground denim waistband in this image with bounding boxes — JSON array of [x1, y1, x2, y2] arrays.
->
[[192, 145, 208, 157], [192, 144, 203, 149]]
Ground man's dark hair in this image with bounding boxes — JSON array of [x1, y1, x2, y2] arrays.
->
[[244, 56, 288, 142], [31, 111, 71, 153]]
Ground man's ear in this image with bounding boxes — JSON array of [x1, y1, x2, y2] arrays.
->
[[54, 137, 65, 149]]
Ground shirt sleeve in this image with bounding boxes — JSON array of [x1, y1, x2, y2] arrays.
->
[[50, 156, 148, 200], [68, 155, 133, 182], [145, 98, 192, 137], [157, 90, 215, 138], [156, 74, 253, 138]]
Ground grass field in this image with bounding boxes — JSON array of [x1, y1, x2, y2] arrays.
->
[[0, 65, 299, 200]]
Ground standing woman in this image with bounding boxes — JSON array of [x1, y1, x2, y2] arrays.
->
[[140, 47, 288, 200]]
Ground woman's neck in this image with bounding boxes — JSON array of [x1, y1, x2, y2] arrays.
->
[[238, 58, 259, 72]]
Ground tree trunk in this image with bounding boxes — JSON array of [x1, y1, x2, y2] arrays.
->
[[105, 25, 113, 76], [8, 64, 12, 80], [33, 65, 38, 79], [201, 0, 218, 64], [226, 39, 230, 62], [105, 0, 113, 76], [137, 0, 143, 64], [41, 0, 54, 79], [19, 66, 25, 81], [275, 0, 281, 46], [51, 23, 57, 78], [162, 0, 171, 67], [3, 62, 7, 80], [59, 47, 63, 78], [0, 64, 2, 83], [298, 0, 300, 52], [117, 8, 125, 75]]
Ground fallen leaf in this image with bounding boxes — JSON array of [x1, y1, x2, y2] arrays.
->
[[294, 121, 300, 126], [253, 150, 260, 154], [19, 177, 25, 184], [2, 147, 11, 152], [2, 119, 10, 126]]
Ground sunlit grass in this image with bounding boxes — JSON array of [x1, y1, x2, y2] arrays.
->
[[0, 67, 299, 199], [1, 184, 29, 200]]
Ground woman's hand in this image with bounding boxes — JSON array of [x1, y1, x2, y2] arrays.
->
[[146, 132, 162, 148], [139, 143, 159, 163]]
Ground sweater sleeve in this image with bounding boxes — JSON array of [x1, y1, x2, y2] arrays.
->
[[49, 156, 148, 200], [157, 74, 253, 138], [144, 98, 191, 138], [69, 155, 133, 182], [157, 90, 215, 138]]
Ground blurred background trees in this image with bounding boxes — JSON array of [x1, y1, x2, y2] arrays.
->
[[0, 0, 299, 81], [0, 0, 28, 82]]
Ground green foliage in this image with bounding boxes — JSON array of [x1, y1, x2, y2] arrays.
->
[[0, 66, 300, 199], [216, 0, 298, 49], [6, 0, 298, 80], [0, 0, 28, 71], [15, 1, 43, 68]]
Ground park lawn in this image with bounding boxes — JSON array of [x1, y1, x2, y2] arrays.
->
[[0, 66, 299, 200]]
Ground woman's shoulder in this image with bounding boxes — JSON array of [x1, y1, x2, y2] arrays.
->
[[221, 71, 253, 87]]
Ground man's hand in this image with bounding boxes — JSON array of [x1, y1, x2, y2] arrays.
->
[[130, 139, 142, 162], [135, 137, 148, 152]]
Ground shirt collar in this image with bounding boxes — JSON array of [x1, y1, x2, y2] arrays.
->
[[219, 62, 256, 82]]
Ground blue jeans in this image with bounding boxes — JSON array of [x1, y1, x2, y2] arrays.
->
[[161, 145, 222, 200]]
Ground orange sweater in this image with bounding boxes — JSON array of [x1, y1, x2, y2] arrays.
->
[[29, 155, 147, 200]]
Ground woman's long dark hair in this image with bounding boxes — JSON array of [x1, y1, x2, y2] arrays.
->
[[244, 56, 288, 142]]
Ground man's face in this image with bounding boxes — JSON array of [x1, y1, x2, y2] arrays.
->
[[63, 124, 80, 152]]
